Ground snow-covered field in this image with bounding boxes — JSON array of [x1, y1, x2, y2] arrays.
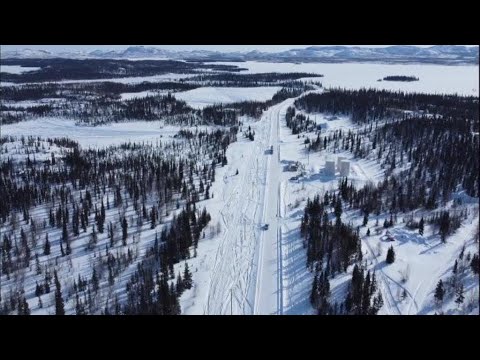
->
[[205, 61, 479, 96], [174, 86, 282, 109], [1, 99, 62, 108], [119, 90, 169, 100], [1, 65, 41, 74], [1, 118, 215, 148]]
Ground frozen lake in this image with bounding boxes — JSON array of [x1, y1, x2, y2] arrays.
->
[[205, 61, 479, 96]]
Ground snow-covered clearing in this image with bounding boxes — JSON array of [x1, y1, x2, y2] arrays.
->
[[1, 118, 215, 148], [1, 100, 58, 108], [119, 90, 170, 100], [174, 86, 282, 109], [1, 65, 41, 74], [204, 62, 479, 96]]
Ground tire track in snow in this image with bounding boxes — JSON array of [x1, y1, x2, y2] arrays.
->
[[362, 237, 401, 315]]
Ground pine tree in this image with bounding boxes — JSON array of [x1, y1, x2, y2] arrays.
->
[[169, 282, 181, 315], [183, 263, 193, 290], [23, 298, 30, 315], [122, 217, 128, 246], [54, 270, 65, 315], [471, 254, 479, 274], [434, 279, 444, 306], [455, 284, 465, 308], [99, 201, 105, 233], [366, 228, 370, 236], [310, 273, 318, 307], [62, 216, 68, 245], [361, 271, 371, 314], [176, 272, 184, 295], [363, 213, 369, 226], [150, 207, 156, 229], [35, 282, 42, 297], [419, 217, 424, 236], [43, 233, 51, 255], [370, 293, 383, 315], [334, 199, 343, 223], [92, 268, 99, 292], [386, 246, 395, 264], [109, 222, 114, 247], [439, 212, 450, 243]]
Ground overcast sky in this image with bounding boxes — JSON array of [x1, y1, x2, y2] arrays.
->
[[2, 45, 476, 54]]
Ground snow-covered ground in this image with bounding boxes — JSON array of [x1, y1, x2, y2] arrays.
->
[[119, 90, 169, 100], [1, 100, 59, 108], [174, 86, 282, 109], [360, 211, 479, 315], [204, 62, 479, 96], [1, 118, 215, 148], [1, 63, 478, 315], [1, 65, 41, 74], [179, 97, 298, 314], [181, 83, 479, 315], [271, 92, 479, 315]]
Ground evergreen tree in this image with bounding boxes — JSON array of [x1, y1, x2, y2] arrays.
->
[[92, 268, 99, 292], [439, 212, 450, 243], [471, 254, 479, 275], [122, 217, 128, 246], [54, 270, 65, 315], [370, 293, 383, 315], [334, 199, 343, 223], [183, 263, 193, 290], [23, 298, 30, 315], [109, 222, 114, 247], [419, 217, 424, 236], [176, 272, 184, 295], [363, 213, 369, 226], [455, 284, 465, 308], [310, 273, 318, 307], [43, 233, 51, 256], [434, 279, 444, 306], [386, 246, 395, 264]]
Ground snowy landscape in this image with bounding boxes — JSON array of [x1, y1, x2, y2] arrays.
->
[[1, 45, 478, 315]]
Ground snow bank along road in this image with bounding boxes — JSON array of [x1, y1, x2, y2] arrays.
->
[[204, 97, 298, 315]]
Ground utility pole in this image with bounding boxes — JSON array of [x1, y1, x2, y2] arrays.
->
[[230, 288, 233, 315]]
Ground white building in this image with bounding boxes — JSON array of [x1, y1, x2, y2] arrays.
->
[[337, 156, 346, 171], [325, 160, 336, 176], [339, 160, 350, 177]]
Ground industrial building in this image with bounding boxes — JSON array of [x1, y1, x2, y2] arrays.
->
[[339, 160, 350, 177], [337, 156, 346, 171], [325, 160, 336, 176]]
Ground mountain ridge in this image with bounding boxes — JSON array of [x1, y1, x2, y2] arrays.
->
[[2, 45, 478, 65]]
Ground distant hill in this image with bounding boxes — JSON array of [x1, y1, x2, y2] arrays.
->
[[2, 45, 478, 65]]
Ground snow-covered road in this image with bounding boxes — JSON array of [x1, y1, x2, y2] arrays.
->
[[254, 101, 288, 315], [203, 98, 297, 315]]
